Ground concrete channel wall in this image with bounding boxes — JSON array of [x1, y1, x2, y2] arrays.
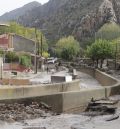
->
[[0, 69, 120, 113], [79, 68, 120, 96], [0, 79, 80, 100], [95, 70, 117, 86], [78, 68, 118, 86], [62, 88, 106, 113], [62, 69, 120, 113]]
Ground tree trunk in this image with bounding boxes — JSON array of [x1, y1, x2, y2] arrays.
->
[[96, 59, 99, 68], [100, 59, 104, 68], [92, 59, 95, 67]]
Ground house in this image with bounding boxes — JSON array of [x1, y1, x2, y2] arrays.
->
[[0, 34, 13, 51], [0, 33, 44, 72]]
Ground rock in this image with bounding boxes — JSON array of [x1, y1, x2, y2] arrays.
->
[[34, 109, 45, 114], [40, 102, 51, 110], [0, 102, 53, 122], [6, 118, 15, 123]]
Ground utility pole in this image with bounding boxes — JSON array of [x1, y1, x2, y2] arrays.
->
[[34, 27, 45, 73], [0, 24, 10, 79], [34, 28, 37, 74], [41, 33, 43, 57], [115, 42, 118, 69], [0, 57, 3, 80]]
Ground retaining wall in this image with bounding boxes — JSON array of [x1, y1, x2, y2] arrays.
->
[[0, 79, 80, 100], [78, 68, 118, 86], [95, 70, 117, 86], [62, 88, 105, 113], [0, 69, 120, 113], [61, 69, 120, 113], [0, 79, 80, 113]]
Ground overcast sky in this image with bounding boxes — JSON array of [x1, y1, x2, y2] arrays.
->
[[0, 0, 49, 16]]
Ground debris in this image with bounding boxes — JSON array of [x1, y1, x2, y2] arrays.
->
[[85, 98, 118, 116], [0, 101, 53, 122], [106, 114, 119, 121], [91, 99, 118, 105], [40, 102, 51, 110]]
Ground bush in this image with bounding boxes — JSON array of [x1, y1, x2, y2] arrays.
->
[[42, 51, 50, 58], [19, 54, 31, 67], [5, 51, 19, 63]]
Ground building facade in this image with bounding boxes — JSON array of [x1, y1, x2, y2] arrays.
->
[[0, 34, 35, 53], [0, 34, 13, 50]]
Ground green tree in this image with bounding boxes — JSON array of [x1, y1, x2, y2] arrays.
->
[[0, 25, 9, 34], [96, 22, 120, 41], [56, 36, 80, 60], [86, 39, 113, 68]]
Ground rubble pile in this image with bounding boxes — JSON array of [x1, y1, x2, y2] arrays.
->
[[84, 98, 119, 117], [0, 102, 54, 122]]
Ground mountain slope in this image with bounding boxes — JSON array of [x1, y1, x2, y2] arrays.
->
[[1, 0, 120, 47], [0, 1, 41, 22], [17, 0, 120, 44]]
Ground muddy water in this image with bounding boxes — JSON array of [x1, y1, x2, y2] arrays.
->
[[77, 71, 102, 89], [30, 70, 102, 89], [0, 112, 120, 129]]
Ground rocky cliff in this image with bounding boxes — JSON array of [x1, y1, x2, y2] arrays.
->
[[18, 0, 120, 45]]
